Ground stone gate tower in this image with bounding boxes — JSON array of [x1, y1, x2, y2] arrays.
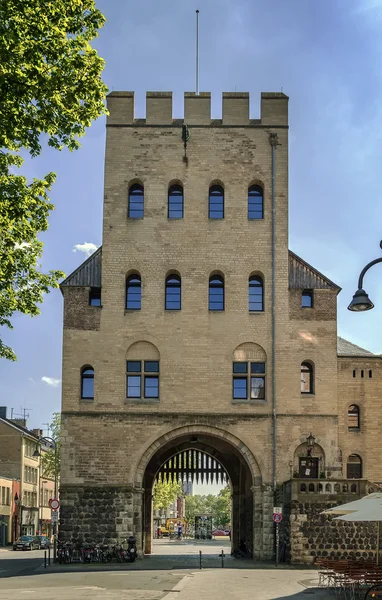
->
[[60, 91, 381, 562]]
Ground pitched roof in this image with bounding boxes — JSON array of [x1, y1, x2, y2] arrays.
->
[[289, 251, 341, 291], [337, 337, 376, 357], [60, 246, 102, 289], [0, 418, 39, 440], [61, 247, 340, 292]]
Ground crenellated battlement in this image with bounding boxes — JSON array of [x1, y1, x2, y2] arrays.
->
[[106, 91, 288, 127]]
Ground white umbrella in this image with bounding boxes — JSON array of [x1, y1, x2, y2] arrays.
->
[[321, 493, 382, 516], [321, 493, 382, 565]]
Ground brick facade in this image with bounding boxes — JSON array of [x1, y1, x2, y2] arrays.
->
[[60, 91, 382, 561]]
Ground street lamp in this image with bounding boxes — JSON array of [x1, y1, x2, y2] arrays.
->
[[348, 241, 382, 312], [33, 436, 58, 562], [306, 433, 316, 448]]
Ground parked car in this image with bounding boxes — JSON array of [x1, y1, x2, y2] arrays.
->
[[13, 536, 41, 551], [37, 536, 51, 549], [212, 529, 228, 536]]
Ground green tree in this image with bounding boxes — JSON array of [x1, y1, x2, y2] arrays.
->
[[41, 412, 61, 479], [153, 480, 182, 511], [184, 486, 231, 529], [213, 485, 231, 529], [0, 0, 108, 360]]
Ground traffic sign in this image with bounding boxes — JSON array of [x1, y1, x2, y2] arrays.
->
[[272, 513, 283, 523], [273, 506, 282, 514], [49, 498, 60, 510], [51, 511, 58, 523]]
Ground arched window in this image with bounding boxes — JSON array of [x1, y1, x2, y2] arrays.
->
[[126, 274, 141, 310], [347, 454, 362, 479], [209, 275, 224, 311], [348, 405, 360, 430], [168, 185, 183, 219], [165, 274, 181, 310], [248, 185, 263, 219], [249, 276, 264, 312], [128, 184, 144, 219], [301, 362, 314, 394], [81, 367, 94, 400], [209, 185, 224, 219]]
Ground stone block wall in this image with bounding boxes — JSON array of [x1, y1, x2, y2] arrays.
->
[[59, 485, 141, 546]]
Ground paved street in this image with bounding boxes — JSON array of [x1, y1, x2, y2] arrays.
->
[[0, 547, 47, 579], [0, 543, 339, 600]]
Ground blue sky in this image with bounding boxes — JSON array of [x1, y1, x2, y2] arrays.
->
[[1, 0, 382, 432]]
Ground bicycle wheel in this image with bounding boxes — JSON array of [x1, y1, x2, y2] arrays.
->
[[365, 584, 382, 599]]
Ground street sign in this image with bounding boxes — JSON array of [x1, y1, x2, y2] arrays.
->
[[51, 511, 58, 522], [272, 513, 283, 523], [49, 498, 60, 510], [273, 506, 282, 514]]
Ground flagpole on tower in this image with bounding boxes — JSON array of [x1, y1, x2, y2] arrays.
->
[[196, 9, 199, 95]]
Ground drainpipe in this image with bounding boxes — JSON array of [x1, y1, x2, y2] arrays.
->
[[269, 133, 279, 493]]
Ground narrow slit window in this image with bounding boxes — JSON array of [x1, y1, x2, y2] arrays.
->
[[248, 185, 263, 219], [81, 367, 94, 399], [126, 274, 141, 310], [128, 184, 144, 219], [209, 185, 224, 219], [348, 405, 360, 430], [165, 275, 181, 310], [301, 362, 314, 394], [209, 275, 224, 311], [249, 276, 264, 312], [168, 185, 184, 219]]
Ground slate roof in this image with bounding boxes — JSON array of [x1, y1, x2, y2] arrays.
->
[[337, 337, 377, 357], [289, 251, 341, 291], [61, 247, 340, 292], [60, 246, 102, 289]]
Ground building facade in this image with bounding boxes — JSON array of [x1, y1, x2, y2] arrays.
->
[[59, 91, 382, 561], [0, 411, 55, 540]]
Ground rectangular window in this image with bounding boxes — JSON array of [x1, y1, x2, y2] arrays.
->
[[89, 288, 101, 306], [144, 376, 159, 398], [126, 361, 160, 399], [250, 377, 265, 399], [301, 290, 313, 308], [127, 361, 142, 398], [233, 361, 266, 401], [233, 378, 247, 399], [127, 375, 141, 398], [6, 487, 10, 506], [233, 362, 248, 374]]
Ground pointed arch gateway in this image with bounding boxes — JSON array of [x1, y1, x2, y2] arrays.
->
[[134, 425, 265, 559]]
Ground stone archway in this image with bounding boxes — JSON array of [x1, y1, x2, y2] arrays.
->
[[134, 424, 268, 559]]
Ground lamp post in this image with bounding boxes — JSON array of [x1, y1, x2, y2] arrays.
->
[[348, 241, 382, 312], [33, 437, 58, 562]]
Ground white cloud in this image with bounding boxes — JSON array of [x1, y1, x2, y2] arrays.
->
[[72, 242, 98, 258], [41, 377, 61, 388]]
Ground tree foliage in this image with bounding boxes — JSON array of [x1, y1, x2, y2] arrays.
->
[[185, 486, 231, 529], [41, 412, 61, 479], [153, 480, 182, 511], [0, 0, 108, 360]]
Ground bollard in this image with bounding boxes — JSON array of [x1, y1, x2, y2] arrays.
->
[[44, 550, 47, 568], [48, 545, 51, 566], [221, 549, 224, 568], [199, 550, 202, 570]]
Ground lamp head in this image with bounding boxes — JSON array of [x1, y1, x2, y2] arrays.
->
[[348, 288, 374, 312], [33, 444, 40, 458], [307, 432, 316, 448]]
